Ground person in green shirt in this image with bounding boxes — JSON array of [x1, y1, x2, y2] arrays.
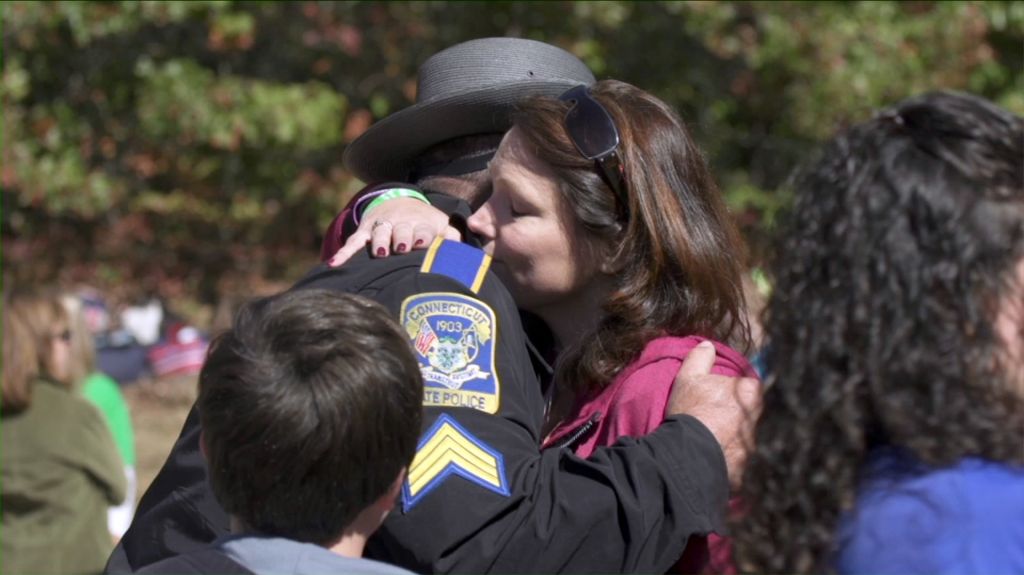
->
[[64, 293, 138, 539], [2, 287, 127, 575]]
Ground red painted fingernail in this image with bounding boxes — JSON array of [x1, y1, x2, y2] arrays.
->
[[414, 239, 425, 247], [376, 247, 387, 257], [396, 243, 407, 253]]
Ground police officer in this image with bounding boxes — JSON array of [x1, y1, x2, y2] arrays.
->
[[108, 38, 759, 574]]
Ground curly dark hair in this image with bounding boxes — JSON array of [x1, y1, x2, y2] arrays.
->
[[734, 91, 1024, 573]]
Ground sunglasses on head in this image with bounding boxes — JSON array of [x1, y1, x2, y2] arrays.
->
[[559, 85, 629, 221]]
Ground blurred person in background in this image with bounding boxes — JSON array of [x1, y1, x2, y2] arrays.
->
[[84, 292, 151, 386], [64, 292, 138, 542], [734, 91, 1024, 574], [2, 288, 127, 574]]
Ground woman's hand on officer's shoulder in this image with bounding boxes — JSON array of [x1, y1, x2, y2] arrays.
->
[[329, 198, 460, 267]]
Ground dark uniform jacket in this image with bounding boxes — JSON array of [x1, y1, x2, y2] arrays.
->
[[106, 193, 729, 574]]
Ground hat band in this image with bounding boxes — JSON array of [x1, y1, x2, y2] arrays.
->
[[411, 147, 497, 180]]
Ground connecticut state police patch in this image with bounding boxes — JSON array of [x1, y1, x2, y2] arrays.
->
[[400, 292, 500, 413]]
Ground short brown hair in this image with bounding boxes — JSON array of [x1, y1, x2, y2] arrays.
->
[[515, 80, 749, 392], [198, 289, 423, 545]]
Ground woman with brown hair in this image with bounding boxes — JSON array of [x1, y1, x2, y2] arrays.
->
[[478, 81, 754, 444], [2, 288, 126, 574], [334, 79, 756, 570]]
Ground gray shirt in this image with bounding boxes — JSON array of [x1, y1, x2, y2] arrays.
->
[[220, 535, 417, 575]]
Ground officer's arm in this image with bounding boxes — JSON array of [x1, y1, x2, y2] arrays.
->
[[369, 253, 729, 573], [492, 416, 727, 573]]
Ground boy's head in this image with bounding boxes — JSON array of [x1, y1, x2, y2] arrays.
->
[[197, 289, 423, 545]]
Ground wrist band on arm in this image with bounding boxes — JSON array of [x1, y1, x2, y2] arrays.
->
[[351, 189, 390, 227], [362, 188, 431, 218]]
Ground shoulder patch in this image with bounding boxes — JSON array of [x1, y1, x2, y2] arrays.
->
[[402, 413, 510, 510], [420, 238, 491, 293], [401, 292, 500, 414]]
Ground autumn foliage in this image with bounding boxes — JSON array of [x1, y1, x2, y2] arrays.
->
[[3, 1, 1022, 315]]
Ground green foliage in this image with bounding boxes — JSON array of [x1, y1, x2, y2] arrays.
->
[[135, 58, 344, 150], [596, 1, 1023, 260], [3, 1, 1021, 309], [679, 1, 1022, 138]]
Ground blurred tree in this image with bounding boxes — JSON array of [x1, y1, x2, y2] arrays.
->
[[3, 1, 1020, 313]]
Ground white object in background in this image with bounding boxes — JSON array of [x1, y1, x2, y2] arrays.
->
[[107, 466, 137, 538], [120, 300, 163, 346]]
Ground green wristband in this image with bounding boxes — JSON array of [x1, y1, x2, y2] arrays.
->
[[364, 188, 431, 216]]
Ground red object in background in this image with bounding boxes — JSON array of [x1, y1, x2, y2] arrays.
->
[[147, 324, 208, 378]]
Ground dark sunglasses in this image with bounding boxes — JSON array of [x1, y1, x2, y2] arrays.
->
[[559, 85, 629, 220]]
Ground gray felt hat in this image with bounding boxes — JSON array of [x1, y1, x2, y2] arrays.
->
[[343, 37, 596, 183]]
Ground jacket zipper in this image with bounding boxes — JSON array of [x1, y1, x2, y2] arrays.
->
[[551, 411, 602, 451]]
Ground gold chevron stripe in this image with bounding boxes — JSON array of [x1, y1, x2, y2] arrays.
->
[[409, 424, 495, 478], [409, 440, 499, 487], [407, 421, 501, 497]]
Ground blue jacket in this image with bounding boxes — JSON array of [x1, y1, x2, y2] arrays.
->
[[837, 450, 1024, 574]]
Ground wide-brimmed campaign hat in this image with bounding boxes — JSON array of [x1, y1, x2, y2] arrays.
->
[[343, 37, 596, 183]]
